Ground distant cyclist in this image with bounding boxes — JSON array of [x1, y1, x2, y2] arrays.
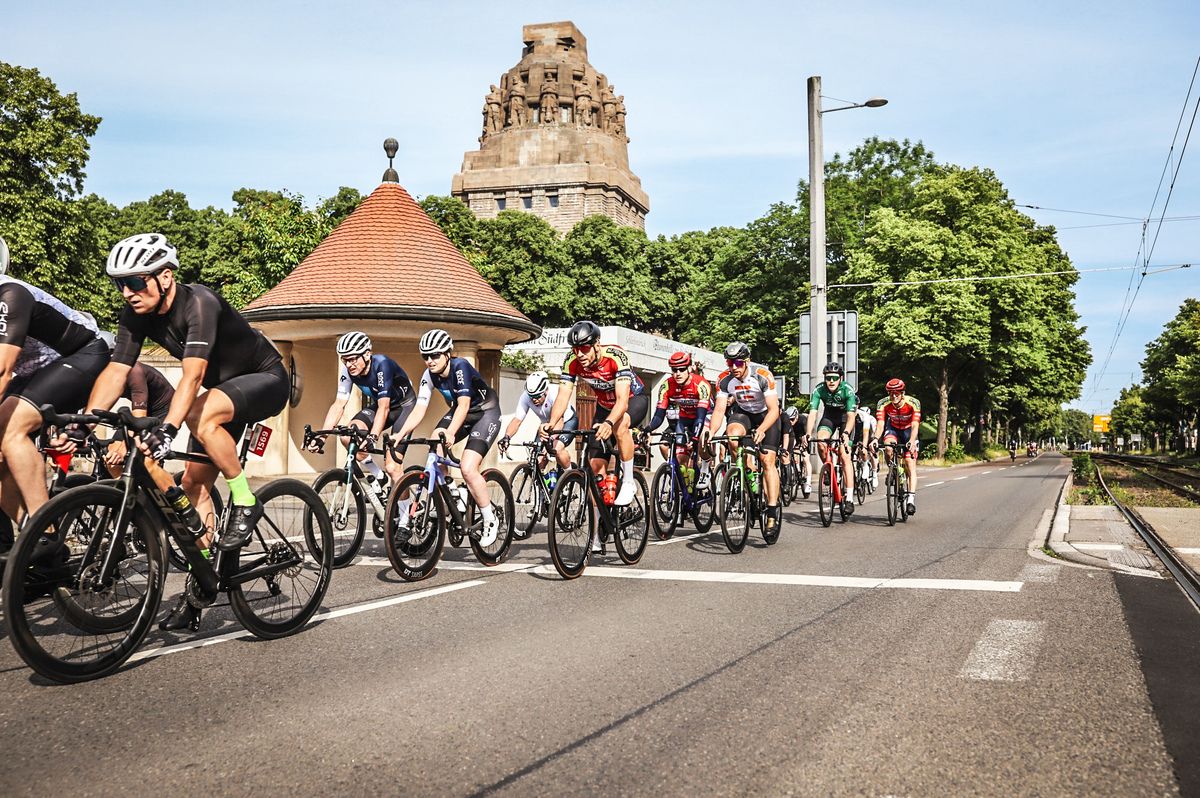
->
[[802, 361, 858, 516], [873, 377, 921, 515], [498, 370, 576, 474], [852, 405, 879, 491]]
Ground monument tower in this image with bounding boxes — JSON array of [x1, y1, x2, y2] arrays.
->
[[451, 21, 649, 234]]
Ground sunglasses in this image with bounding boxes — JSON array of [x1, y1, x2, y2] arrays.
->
[[572, 344, 595, 355], [671, 367, 689, 374], [726, 359, 747, 368], [112, 273, 158, 293], [823, 374, 841, 382], [421, 353, 445, 362]]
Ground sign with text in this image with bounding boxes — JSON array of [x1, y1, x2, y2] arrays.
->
[[1092, 414, 1111, 433]]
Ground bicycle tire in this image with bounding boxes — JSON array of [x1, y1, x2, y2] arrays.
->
[[854, 467, 867, 505], [691, 479, 716, 535], [898, 470, 910, 523], [650, 463, 678, 541], [3, 484, 165, 683], [718, 468, 749, 553], [468, 469, 514, 566], [547, 468, 593, 579], [311, 467, 366, 568], [229, 479, 332, 639], [885, 467, 898, 526], [383, 470, 446, 581], [817, 462, 834, 528], [510, 463, 540, 540], [613, 471, 649, 565]]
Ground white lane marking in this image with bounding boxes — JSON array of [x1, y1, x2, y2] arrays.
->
[[980, 471, 993, 475], [1070, 543, 1123, 552], [353, 555, 539, 574], [954, 476, 970, 481], [649, 533, 706, 546], [129, 580, 485, 664], [926, 481, 945, 487], [1176, 547, 1200, 556], [959, 619, 1045, 682], [1018, 563, 1060, 583]]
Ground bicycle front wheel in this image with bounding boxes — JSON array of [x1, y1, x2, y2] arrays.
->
[[384, 470, 446, 581], [854, 465, 867, 506], [3, 484, 165, 683], [650, 463, 679, 541], [510, 463, 540, 540], [718, 468, 749, 553], [468, 469, 514, 566], [230, 479, 333, 639], [311, 467, 366, 568], [885, 467, 898, 526], [817, 463, 834, 528], [547, 469, 593, 579], [614, 471, 649, 565]]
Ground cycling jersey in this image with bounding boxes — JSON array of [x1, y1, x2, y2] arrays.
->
[[809, 381, 857, 413], [716, 363, 777, 414], [852, 408, 877, 443], [0, 277, 100, 377], [876, 395, 921, 431], [416, 357, 499, 413], [655, 373, 711, 420], [512, 383, 575, 425], [124, 362, 175, 419], [336, 353, 415, 408], [561, 344, 645, 410], [111, 283, 282, 387]]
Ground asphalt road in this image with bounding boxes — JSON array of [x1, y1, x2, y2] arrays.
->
[[0, 453, 1193, 796]]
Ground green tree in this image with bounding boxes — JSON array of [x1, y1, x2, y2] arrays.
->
[[419, 194, 480, 256], [1110, 385, 1150, 448], [472, 211, 574, 324], [645, 227, 739, 340], [561, 216, 655, 328], [1140, 299, 1200, 452]]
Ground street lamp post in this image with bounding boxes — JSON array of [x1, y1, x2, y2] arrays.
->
[[806, 76, 887, 393]]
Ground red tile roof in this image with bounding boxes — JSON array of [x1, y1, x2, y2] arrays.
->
[[244, 182, 536, 335]]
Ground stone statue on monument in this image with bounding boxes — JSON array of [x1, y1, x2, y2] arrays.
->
[[539, 76, 559, 125], [574, 82, 593, 127], [484, 84, 503, 135], [601, 83, 617, 132], [507, 77, 527, 127], [614, 95, 627, 139]]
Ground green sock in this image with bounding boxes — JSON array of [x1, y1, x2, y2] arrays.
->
[[226, 473, 256, 506]]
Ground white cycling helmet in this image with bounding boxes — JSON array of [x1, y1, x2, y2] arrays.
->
[[525, 370, 550, 399], [419, 328, 453, 355], [106, 233, 179, 277], [336, 331, 372, 357], [784, 406, 800, 422], [0, 236, 9, 276]]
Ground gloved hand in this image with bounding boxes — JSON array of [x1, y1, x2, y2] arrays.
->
[[139, 423, 178, 462], [498, 436, 510, 455]]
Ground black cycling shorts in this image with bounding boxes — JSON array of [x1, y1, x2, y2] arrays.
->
[[588, 394, 650, 458], [352, 401, 415, 436], [6, 338, 110, 414], [435, 405, 501, 458], [726, 408, 782, 453], [188, 362, 290, 456], [817, 408, 849, 434]]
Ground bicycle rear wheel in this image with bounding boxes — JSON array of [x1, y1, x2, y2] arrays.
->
[[817, 463, 834, 528], [383, 471, 446, 581], [2, 484, 165, 683], [650, 463, 679, 541], [718, 468, 749, 553], [468, 469, 514, 566], [614, 471, 649, 565], [311, 467, 366, 568], [547, 469, 593, 579], [510, 463, 540, 540], [230, 479, 333, 639]]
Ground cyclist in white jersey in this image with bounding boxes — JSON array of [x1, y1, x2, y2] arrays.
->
[[498, 371, 577, 472], [853, 405, 879, 490]]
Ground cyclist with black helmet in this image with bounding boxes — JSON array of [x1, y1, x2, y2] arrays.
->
[[499, 370, 577, 473], [873, 378, 921, 515], [645, 350, 713, 489], [780, 405, 813, 497], [392, 329, 503, 546], [802, 361, 858, 516], [310, 331, 416, 496], [702, 342, 784, 533], [545, 320, 647, 507], [0, 234, 110, 557]]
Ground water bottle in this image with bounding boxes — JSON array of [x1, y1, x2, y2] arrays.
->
[[748, 470, 759, 494], [683, 466, 696, 487], [165, 485, 206, 539], [454, 483, 469, 515], [545, 469, 558, 491], [601, 473, 618, 505]]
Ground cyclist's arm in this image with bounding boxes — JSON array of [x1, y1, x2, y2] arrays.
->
[[369, 396, 391, 438], [606, 378, 631, 425], [442, 395, 471, 442], [706, 394, 728, 436], [804, 402, 819, 438], [165, 357, 207, 430], [760, 391, 780, 435], [394, 374, 432, 438], [320, 397, 349, 430]]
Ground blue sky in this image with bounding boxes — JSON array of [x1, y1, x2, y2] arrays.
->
[[6, 0, 1199, 414]]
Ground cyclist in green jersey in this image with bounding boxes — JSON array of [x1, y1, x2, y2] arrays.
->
[[802, 361, 857, 516]]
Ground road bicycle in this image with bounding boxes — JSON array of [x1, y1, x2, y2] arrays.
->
[[852, 440, 877, 506], [544, 428, 649, 579], [2, 406, 333, 684], [382, 437, 513, 581], [304, 424, 403, 568], [648, 430, 714, 540], [880, 442, 912, 526], [813, 432, 852, 527], [711, 434, 778, 552], [505, 436, 567, 540]]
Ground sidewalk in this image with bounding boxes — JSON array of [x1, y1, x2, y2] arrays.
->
[[1132, 507, 1200, 573]]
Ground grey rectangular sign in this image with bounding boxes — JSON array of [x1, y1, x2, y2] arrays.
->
[[799, 310, 858, 395]]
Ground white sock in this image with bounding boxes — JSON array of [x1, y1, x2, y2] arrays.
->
[[621, 458, 634, 484], [397, 498, 412, 524], [362, 457, 384, 479], [700, 461, 711, 475], [481, 503, 496, 523]]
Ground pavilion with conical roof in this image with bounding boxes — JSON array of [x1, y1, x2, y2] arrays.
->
[[241, 140, 540, 475]]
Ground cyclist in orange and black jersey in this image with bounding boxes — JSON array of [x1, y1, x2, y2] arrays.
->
[[644, 351, 714, 489], [872, 377, 922, 515]]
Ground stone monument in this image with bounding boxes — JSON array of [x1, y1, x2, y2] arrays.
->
[[451, 21, 649, 233]]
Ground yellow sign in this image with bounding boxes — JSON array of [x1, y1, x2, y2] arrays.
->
[[1092, 414, 1111, 433]]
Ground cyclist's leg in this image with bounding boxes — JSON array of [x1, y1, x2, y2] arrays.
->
[[459, 407, 500, 509], [347, 407, 387, 482], [759, 414, 782, 507], [382, 403, 414, 483], [614, 394, 649, 505]]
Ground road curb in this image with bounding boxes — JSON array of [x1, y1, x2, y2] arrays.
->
[[1042, 468, 1160, 578]]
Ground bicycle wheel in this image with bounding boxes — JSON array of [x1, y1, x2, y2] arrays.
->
[[547, 469, 593, 579], [311, 467, 366, 568], [229, 479, 332, 639], [383, 470, 446, 581], [3, 484, 165, 683], [854, 464, 867, 505], [614, 471, 649, 565], [718, 468, 749, 553], [885, 467, 898, 526], [510, 463, 540, 540], [650, 463, 679, 541], [691, 478, 716, 535], [468, 469, 514, 566], [898, 470, 910, 523], [817, 462, 834, 528], [780, 463, 793, 508]]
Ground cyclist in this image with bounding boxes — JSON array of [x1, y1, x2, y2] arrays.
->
[[644, 351, 713, 490], [802, 361, 857, 516], [391, 329, 502, 546], [872, 377, 921, 515], [544, 320, 647, 509], [498, 370, 576, 474], [309, 331, 416, 499], [0, 235, 110, 560], [702, 342, 783, 533], [780, 405, 812, 497], [852, 405, 879, 491], [104, 358, 177, 475]]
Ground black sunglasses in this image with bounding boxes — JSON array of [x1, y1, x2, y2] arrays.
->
[[671, 367, 689, 374], [112, 273, 158, 292]]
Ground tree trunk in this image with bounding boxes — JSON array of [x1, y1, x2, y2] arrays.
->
[[936, 366, 950, 457], [969, 394, 984, 451]]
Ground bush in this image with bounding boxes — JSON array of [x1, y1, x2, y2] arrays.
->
[[942, 443, 969, 463], [1072, 453, 1094, 485], [500, 349, 546, 373]]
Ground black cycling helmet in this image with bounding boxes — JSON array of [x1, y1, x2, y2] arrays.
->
[[567, 320, 601, 348], [823, 361, 844, 377], [723, 341, 751, 361]]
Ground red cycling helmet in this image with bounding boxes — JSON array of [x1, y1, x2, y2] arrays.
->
[[668, 351, 692, 370], [885, 378, 906, 394]]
